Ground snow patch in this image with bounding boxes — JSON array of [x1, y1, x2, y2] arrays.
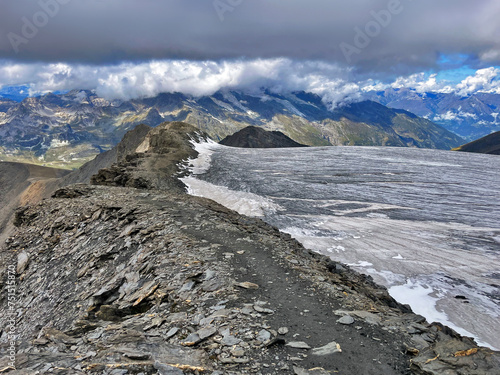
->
[[185, 138, 221, 175], [221, 91, 250, 113], [49, 139, 70, 148], [210, 96, 235, 112], [181, 177, 281, 217], [389, 280, 449, 323]]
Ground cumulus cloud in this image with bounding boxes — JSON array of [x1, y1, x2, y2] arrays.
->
[[433, 110, 478, 123], [0, 58, 362, 108], [455, 67, 500, 96], [374, 68, 500, 96], [391, 73, 454, 94], [1, 59, 499, 108]]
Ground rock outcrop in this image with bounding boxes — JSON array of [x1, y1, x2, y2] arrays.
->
[[220, 126, 307, 148], [0, 121, 499, 375], [454, 131, 500, 155]]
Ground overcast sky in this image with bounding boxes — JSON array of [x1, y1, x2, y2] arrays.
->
[[1, 0, 499, 105]]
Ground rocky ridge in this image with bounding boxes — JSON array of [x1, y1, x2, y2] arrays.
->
[[0, 122, 499, 374], [454, 131, 500, 155]]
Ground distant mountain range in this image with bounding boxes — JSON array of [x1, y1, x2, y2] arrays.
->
[[0, 89, 464, 168], [364, 88, 500, 141]]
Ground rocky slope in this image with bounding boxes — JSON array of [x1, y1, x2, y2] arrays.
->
[[0, 90, 463, 168], [0, 162, 69, 246], [0, 122, 499, 375], [454, 131, 500, 155], [0, 124, 153, 248], [220, 126, 307, 148]]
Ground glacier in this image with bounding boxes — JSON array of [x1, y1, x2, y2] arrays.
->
[[182, 143, 500, 350]]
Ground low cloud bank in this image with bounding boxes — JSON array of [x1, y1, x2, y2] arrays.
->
[[1, 59, 499, 109]]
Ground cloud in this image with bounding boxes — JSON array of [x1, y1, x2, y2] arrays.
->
[[390, 73, 454, 94], [0, 0, 500, 76], [455, 67, 500, 96], [1, 59, 499, 108], [433, 110, 478, 123], [0, 58, 362, 108], [381, 68, 500, 96]]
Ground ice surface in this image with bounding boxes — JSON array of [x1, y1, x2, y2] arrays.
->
[[389, 278, 498, 350], [183, 144, 500, 349], [181, 176, 282, 217]]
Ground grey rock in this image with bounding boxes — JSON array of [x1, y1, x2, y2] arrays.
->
[[167, 312, 187, 323], [202, 279, 224, 292], [407, 323, 429, 334], [241, 306, 254, 315], [335, 310, 381, 325], [278, 327, 289, 335], [254, 305, 274, 314], [337, 315, 355, 325], [197, 326, 217, 341], [235, 281, 259, 289], [181, 333, 201, 346], [154, 361, 184, 375], [230, 347, 245, 357], [17, 251, 29, 274], [121, 349, 151, 360], [165, 327, 179, 339], [221, 330, 242, 346], [294, 366, 331, 375], [312, 341, 342, 355], [87, 328, 104, 340], [257, 329, 271, 342], [179, 281, 196, 292], [286, 341, 311, 349], [204, 269, 216, 281]]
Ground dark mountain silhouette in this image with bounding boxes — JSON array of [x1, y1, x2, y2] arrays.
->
[[454, 131, 500, 155], [220, 126, 308, 148]]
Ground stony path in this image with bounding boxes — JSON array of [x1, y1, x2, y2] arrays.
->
[[177, 196, 412, 374]]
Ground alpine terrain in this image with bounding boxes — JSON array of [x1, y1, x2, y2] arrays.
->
[[0, 90, 463, 168], [0, 122, 498, 374]]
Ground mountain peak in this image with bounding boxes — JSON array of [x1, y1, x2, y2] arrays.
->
[[220, 126, 308, 148]]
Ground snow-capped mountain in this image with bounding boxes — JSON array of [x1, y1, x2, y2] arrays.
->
[[364, 88, 500, 141], [0, 89, 464, 168]]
